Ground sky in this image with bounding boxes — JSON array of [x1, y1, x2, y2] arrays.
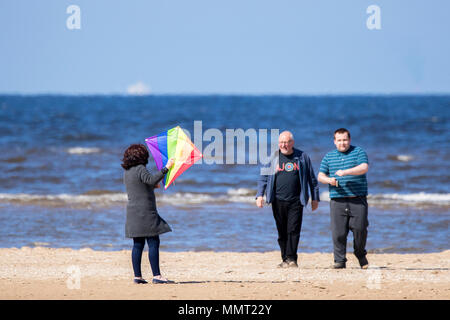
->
[[0, 0, 449, 95]]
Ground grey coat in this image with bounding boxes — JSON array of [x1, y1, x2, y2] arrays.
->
[[123, 164, 172, 238]]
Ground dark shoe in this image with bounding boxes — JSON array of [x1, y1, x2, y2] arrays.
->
[[287, 260, 298, 268], [277, 261, 289, 268], [133, 278, 148, 284], [332, 262, 346, 269], [359, 257, 369, 269]]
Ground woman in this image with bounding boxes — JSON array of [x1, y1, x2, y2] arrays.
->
[[121, 143, 174, 284]]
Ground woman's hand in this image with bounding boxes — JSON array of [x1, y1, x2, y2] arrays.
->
[[165, 158, 175, 170]]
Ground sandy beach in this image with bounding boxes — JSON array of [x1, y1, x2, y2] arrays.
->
[[0, 247, 448, 300]]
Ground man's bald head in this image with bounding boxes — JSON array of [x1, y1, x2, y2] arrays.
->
[[279, 131, 294, 155], [279, 131, 294, 142]]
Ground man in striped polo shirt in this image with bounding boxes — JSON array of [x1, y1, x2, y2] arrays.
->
[[318, 128, 369, 269]]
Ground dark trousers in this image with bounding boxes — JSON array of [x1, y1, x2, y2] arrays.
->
[[271, 198, 303, 262], [330, 197, 369, 263], [132, 236, 160, 277]]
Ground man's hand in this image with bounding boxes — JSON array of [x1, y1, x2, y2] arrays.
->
[[311, 200, 319, 211], [335, 169, 346, 177], [154, 183, 160, 189], [256, 196, 264, 208], [328, 177, 338, 186]]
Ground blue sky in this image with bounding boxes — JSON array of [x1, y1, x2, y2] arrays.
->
[[1, 0, 449, 94]]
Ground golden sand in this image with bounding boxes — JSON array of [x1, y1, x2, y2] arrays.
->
[[0, 247, 449, 300]]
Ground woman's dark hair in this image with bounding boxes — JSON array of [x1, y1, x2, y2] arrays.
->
[[121, 144, 149, 170]]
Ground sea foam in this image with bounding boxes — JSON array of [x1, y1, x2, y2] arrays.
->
[[320, 191, 450, 207], [0, 190, 448, 208], [66, 147, 101, 155]]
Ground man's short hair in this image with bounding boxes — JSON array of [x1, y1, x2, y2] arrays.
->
[[334, 128, 351, 139]]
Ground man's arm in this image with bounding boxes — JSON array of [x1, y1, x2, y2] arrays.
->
[[318, 172, 338, 186], [318, 155, 336, 186], [303, 154, 319, 211], [336, 163, 369, 177], [255, 171, 268, 208], [305, 155, 320, 199]]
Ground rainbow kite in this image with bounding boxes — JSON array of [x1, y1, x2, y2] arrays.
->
[[145, 126, 203, 189]]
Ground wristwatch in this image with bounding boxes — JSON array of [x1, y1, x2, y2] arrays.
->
[[161, 167, 169, 174]]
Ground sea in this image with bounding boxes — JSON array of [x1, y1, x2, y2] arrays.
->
[[0, 95, 448, 253]]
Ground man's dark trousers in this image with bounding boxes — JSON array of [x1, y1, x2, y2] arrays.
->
[[330, 196, 369, 263], [271, 198, 303, 262]]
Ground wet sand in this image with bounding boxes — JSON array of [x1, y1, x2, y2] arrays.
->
[[0, 247, 449, 300]]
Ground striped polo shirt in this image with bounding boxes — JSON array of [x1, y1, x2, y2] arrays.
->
[[319, 145, 369, 198]]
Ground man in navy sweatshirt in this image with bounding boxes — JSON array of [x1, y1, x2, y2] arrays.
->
[[256, 131, 320, 268]]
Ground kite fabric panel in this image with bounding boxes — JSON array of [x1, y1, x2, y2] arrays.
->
[[145, 126, 203, 189]]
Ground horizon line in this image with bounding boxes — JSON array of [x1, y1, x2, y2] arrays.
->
[[1, 91, 449, 97]]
